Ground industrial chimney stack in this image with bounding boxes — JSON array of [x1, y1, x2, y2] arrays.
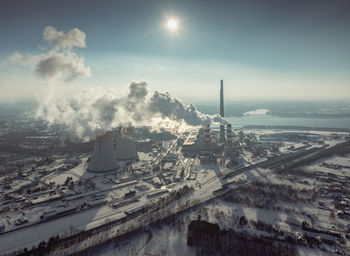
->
[[219, 79, 226, 143], [226, 124, 232, 144], [220, 79, 224, 117], [204, 123, 211, 145]]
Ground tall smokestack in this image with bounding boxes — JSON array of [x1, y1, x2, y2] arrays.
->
[[220, 80, 224, 118], [204, 123, 211, 145], [219, 79, 225, 142], [226, 124, 232, 144]]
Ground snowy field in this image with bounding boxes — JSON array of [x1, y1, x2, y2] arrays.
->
[[97, 224, 196, 256]]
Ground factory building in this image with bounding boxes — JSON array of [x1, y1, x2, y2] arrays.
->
[[87, 131, 120, 172]]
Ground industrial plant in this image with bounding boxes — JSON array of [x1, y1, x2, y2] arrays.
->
[[2, 0, 350, 254], [0, 81, 350, 255]]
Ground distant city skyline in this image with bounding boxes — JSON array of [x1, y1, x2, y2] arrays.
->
[[1, 0, 350, 101]]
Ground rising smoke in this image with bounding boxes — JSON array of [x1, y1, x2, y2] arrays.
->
[[8, 26, 91, 82], [43, 26, 86, 50], [38, 80, 227, 140], [8, 26, 227, 141]]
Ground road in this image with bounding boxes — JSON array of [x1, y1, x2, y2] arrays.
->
[[0, 204, 126, 254]]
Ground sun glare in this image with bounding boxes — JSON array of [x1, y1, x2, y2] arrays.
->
[[167, 19, 178, 30]]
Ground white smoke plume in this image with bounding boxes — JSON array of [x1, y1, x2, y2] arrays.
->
[[37, 81, 228, 141], [119, 127, 134, 138], [35, 51, 90, 81], [8, 26, 91, 82], [9, 26, 227, 141], [8, 52, 41, 66], [43, 26, 86, 50], [149, 91, 226, 126]]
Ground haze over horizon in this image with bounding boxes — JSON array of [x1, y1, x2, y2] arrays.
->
[[1, 0, 350, 101]]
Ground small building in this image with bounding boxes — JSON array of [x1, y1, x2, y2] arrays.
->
[[124, 190, 136, 198], [152, 177, 162, 187]]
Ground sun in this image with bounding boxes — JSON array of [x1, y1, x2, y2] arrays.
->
[[167, 19, 178, 31]]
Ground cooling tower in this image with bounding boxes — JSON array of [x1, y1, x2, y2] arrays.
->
[[115, 137, 139, 161], [87, 131, 119, 172]]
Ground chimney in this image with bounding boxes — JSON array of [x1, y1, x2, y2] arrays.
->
[[204, 123, 211, 145], [219, 80, 225, 142], [220, 79, 224, 118], [226, 124, 232, 144]]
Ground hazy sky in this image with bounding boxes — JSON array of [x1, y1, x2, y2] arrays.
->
[[1, 0, 350, 101]]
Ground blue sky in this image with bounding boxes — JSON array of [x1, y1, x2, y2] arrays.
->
[[1, 0, 350, 101]]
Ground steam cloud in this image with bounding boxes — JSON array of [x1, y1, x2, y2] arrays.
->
[[35, 52, 90, 81], [8, 26, 91, 81], [9, 26, 227, 141], [43, 26, 86, 49], [38, 81, 227, 140], [149, 91, 226, 126]]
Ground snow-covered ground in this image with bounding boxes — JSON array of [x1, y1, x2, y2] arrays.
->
[[1, 128, 349, 255], [97, 224, 196, 256], [100, 152, 350, 255]]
